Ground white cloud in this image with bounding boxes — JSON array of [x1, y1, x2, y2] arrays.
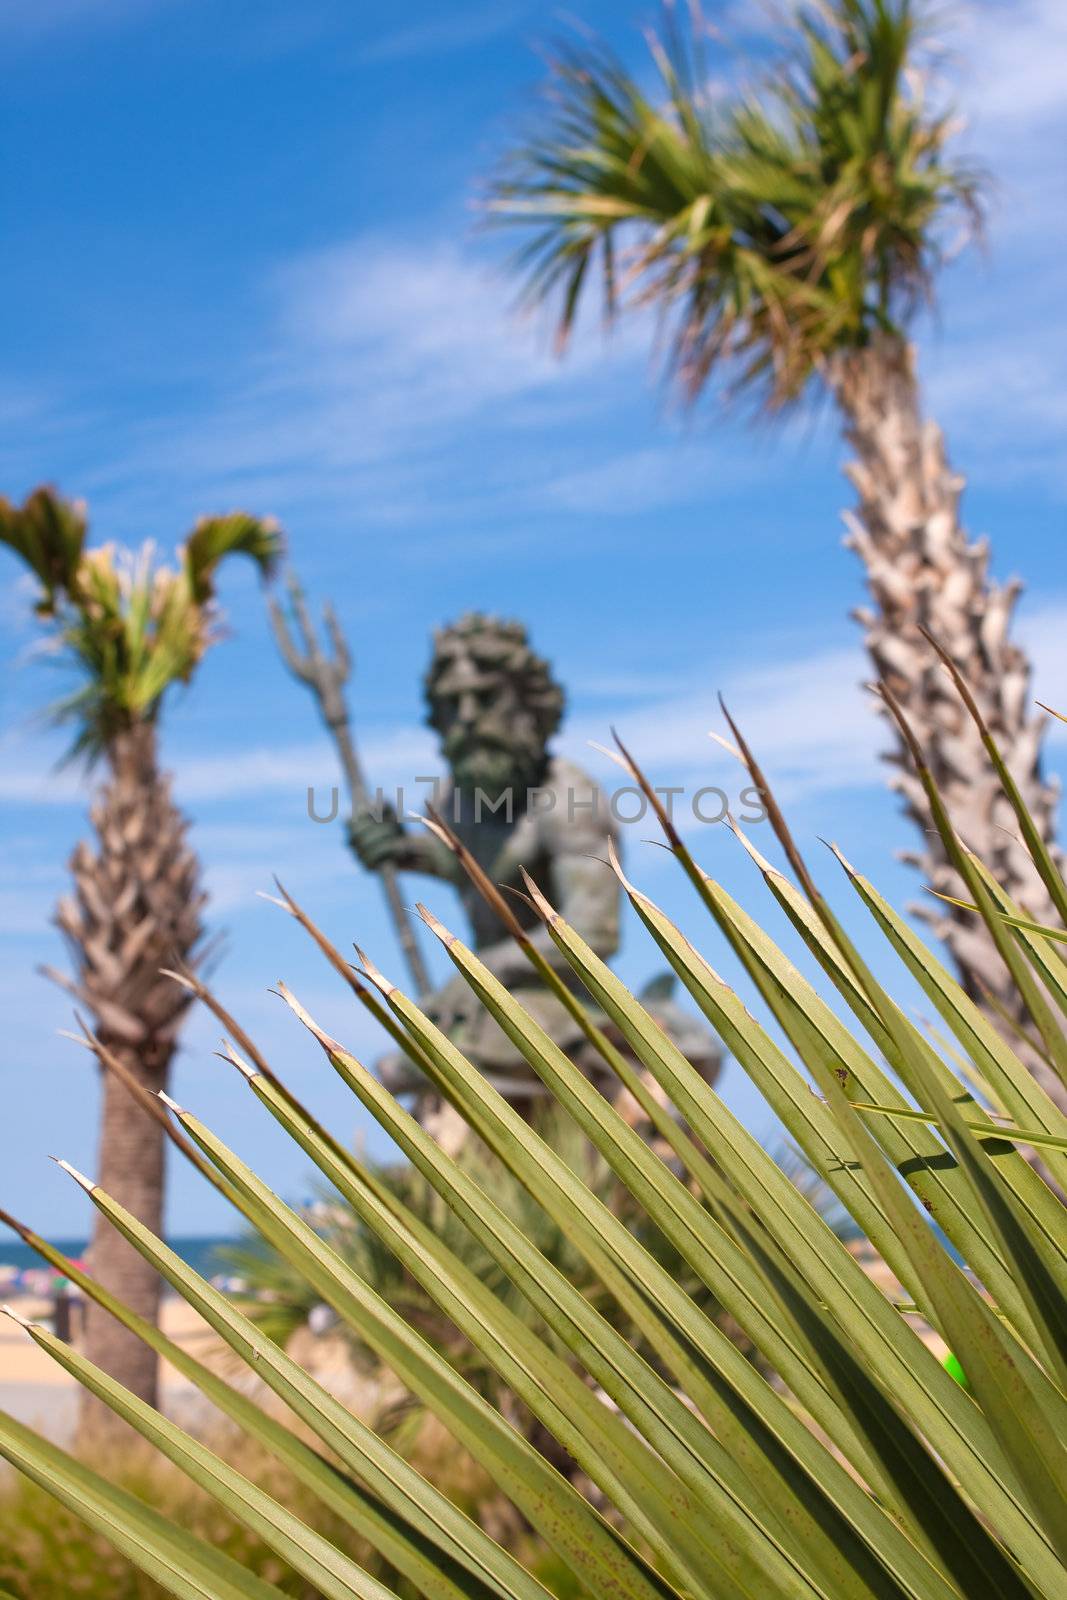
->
[[902, 2, 1067, 490], [12, 0, 1060, 533], [200, 837, 344, 914], [9, 597, 1065, 826], [0, 0, 171, 42], [1018, 599, 1067, 731], [75, 236, 649, 533], [270, 236, 637, 435], [927, 342, 1067, 432], [176, 725, 438, 803], [0, 863, 65, 936], [0, 727, 438, 809], [543, 443, 756, 516], [567, 594, 1067, 809], [955, 0, 1067, 133], [0, 743, 82, 806], [923, 332, 1067, 491], [359, 4, 524, 64], [4, 0, 1065, 539], [566, 643, 886, 809]]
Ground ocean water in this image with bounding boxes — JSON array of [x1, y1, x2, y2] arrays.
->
[[0, 1235, 236, 1281]]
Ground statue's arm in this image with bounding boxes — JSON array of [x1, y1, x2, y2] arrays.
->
[[348, 808, 460, 883]]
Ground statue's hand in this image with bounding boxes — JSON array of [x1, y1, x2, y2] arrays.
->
[[348, 806, 406, 870]]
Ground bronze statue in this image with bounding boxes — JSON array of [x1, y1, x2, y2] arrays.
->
[[350, 613, 721, 1109]]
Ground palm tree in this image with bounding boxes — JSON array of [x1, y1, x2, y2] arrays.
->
[[484, 0, 1065, 1109], [0, 487, 281, 1432]]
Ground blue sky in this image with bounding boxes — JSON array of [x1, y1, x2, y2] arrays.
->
[[1, 0, 1065, 1237]]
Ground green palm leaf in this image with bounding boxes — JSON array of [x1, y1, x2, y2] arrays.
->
[[0, 486, 86, 614], [182, 513, 282, 603], [486, 0, 984, 406], [3, 664, 1066, 1600], [1, 487, 282, 760], [0, 1410, 288, 1600]]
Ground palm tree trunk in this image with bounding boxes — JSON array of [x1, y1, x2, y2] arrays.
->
[[54, 722, 205, 1445], [830, 333, 1067, 1113], [81, 1036, 171, 1435]]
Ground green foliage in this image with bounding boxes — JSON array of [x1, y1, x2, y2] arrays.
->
[[0, 1427, 368, 1599], [0, 487, 282, 759], [0, 487, 86, 614], [222, 1106, 739, 1425], [2, 665, 1066, 1600], [486, 0, 985, 402], [183, 513, 284, 606]]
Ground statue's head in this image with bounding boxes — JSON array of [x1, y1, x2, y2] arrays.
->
[[425, 613, 564, 799]]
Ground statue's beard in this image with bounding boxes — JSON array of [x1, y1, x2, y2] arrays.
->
[[445, 731, 544, 802]]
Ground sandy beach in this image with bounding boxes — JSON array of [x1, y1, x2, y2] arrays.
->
[[0, 1290, 367, 1454], [0, 1296, 220, 1445]]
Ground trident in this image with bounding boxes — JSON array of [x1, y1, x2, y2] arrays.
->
[[269, 571, 432, 998]]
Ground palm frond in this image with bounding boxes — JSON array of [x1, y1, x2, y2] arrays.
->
[[1, 492, 282, 761], [182, 513, 283, 605], [486, 0, 986, 406], [6, 673, 1067, 1597], [0, 487, 86, 614]]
